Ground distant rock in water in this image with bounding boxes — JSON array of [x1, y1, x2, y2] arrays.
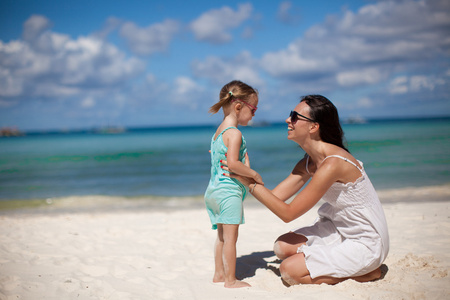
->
[[0, 127, 24, 137], [343, 116, 367, 124]]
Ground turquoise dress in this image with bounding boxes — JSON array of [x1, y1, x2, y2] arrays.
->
[[204, 127, 248, 230]]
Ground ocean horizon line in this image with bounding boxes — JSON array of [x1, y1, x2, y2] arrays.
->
[[2, 115, 450, 137]]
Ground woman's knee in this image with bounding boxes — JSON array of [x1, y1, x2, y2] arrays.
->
[[279, 254, 310, 286], [273, 232, 307, 260], [279, 259, 300, 286], [273, 240, 290, 260]]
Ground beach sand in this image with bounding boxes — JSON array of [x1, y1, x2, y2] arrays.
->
[[0, 185, 449, 300]]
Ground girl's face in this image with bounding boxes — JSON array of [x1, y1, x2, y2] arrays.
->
[[237, 93, 258, 126]]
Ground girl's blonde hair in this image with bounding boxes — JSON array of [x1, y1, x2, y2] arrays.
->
[[209, 80, 258, 114]]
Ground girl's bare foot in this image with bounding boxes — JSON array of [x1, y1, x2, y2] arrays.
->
[[213, 273, 225, 283], [224, 280, 251, 288]]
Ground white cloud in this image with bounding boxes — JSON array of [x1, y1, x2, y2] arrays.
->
[[389, 74, 446, 94], [173, 76, 202, 95], [0, 53, 24, 97], [170, 76, 205, 109], [190, 3, 253, 44], [262, 43, 335, 77], [409, 75, 439, 91], [261, 0, 450, 91], [389, 76, 409, 94], [81, 96, 95, 108], [336, 68, 385, 87], [0, 15, 145, 103], [356, 97, 373, 108], [277, 1, 301, 25], [241, 27, 254, 39], [119, 19, 180, 56], [22, 14, 52, 42], [191, 51, 264, 87], [94, 17, 123, 39]]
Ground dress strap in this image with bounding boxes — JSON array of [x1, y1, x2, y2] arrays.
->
[[214, 126, 238, 141], [305, 155, 311, 175], [322, 155, 363, 174], [220, 126, 237, 135]]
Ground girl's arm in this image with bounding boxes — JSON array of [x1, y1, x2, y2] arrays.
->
[[224, 128, 263, 185], [244, 152, 250, 168]]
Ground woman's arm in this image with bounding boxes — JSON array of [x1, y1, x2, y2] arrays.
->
[[222, 162, 314, 222], [222, 155, 311, 202], [261, 160, 343, 222], [227, 158, 341, 223], [271, 158, 311, 202]]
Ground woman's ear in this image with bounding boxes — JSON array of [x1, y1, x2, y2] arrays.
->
[[310, 122, 319, 133]]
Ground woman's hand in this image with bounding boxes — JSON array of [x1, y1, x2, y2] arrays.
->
[[221, 159, 258, 187]]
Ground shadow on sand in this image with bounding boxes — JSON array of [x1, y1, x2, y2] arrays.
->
[[236, 250, 281, 280], [236, 250, 390, 285]]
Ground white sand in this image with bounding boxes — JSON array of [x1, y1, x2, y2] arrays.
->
[[0, 185, 449, 300]]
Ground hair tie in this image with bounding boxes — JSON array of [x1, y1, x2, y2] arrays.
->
[[229, 91, 233, 96]]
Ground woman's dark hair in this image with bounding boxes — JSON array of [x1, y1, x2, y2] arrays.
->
[[301, 95, 349, 153]]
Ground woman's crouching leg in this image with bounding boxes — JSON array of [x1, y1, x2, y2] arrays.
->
[[279, 253, 310, 285], [273, 232, 308, 260], [279, 253, 347, 285]]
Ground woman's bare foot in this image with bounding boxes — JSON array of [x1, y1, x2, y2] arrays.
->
[[224, 280, 251, 288], [353, 267, 382, 283]]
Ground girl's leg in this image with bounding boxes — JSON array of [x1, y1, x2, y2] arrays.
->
[[213, 224, 225, 282], [222, 224, 250, 288], [273, 232, 308, 260], [280, 253, 382, 285]]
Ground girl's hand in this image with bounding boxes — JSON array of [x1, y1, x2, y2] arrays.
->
[[253, 172, 264, 186]]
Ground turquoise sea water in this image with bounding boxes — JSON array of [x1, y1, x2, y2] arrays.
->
[[0, 118, 449, 201]]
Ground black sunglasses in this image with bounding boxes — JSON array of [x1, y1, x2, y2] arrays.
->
[[289, 111, 316, 123]]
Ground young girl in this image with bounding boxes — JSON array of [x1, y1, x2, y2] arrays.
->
[[204, 80, 263, 288]]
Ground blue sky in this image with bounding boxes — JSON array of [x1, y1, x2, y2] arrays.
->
[[0, 0, 449, 131]]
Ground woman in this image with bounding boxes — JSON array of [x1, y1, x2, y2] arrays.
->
[[223, 95, 389, 285]]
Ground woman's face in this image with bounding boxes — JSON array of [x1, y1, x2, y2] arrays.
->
[[286, 101, 314, 140]]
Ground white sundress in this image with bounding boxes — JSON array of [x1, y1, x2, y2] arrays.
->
[[293, 155, 390, 279]]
